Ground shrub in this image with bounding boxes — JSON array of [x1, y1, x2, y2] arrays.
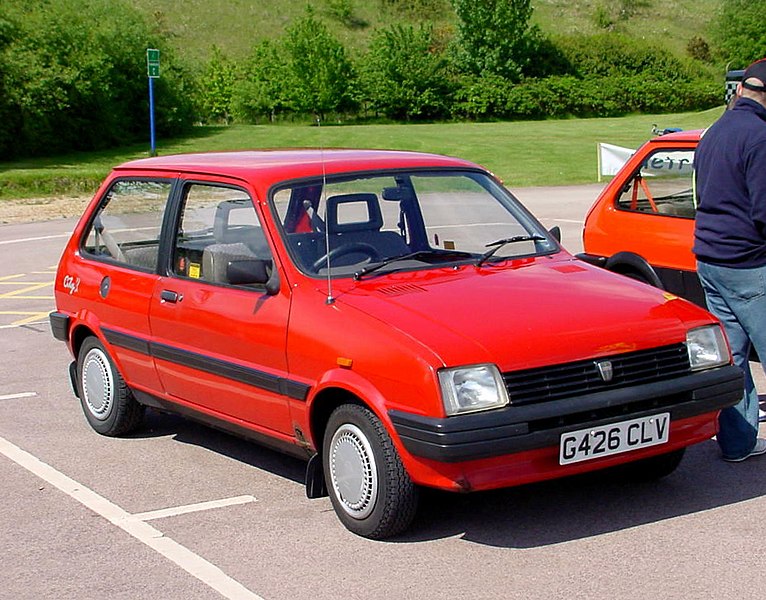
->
[[282, 10, 357, 120], [359, 24, 452, 120], [554, 33, 692, 81], [450, 0, 541, 81], [198, 46, 237, 124], [454, 74, 721, 122], [232, 40, 292, 123], [710, 0, 766, 68], [686, 36, 713, 63], [0, 0, 195, 160]]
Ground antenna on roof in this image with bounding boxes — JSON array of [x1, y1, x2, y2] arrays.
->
[[318, 115, 335, 305]]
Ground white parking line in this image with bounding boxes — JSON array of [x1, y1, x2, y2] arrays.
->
[[0, 392, 37, 401], [0, 435, 266, 600], [133, 495, 257, 522], [0, 233, 72, 246]]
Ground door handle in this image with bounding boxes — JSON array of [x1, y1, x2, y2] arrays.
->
[[160, 290, 182, 303]]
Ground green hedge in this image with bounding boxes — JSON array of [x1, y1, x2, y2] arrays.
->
[[453, 75, 721, 120]]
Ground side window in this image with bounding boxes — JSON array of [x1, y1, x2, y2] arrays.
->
[[615, 149, 696, 218], [172, 183, 272, 287], [82, 179, 171, 270]]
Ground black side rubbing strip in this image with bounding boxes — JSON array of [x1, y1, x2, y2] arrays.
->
[[100, 327, 310, 401], [102, 327, 151, 355]]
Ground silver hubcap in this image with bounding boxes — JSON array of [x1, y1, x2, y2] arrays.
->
[[329, 423, 378, 520], [82, 348, 114, 421]]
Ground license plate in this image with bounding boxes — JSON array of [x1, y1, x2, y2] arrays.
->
[[559, 413, 670, 465]]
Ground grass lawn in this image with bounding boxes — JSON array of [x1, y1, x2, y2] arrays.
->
[[0, 107, 724, 201]]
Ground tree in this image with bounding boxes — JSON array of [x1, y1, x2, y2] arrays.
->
[[710, 0, 766, 68], [282, 11, 356, 120], [450, 0, 542, 81], [199, 46, 237, 123], [359, 24, 451, 120], [232, 40, 292, 122]]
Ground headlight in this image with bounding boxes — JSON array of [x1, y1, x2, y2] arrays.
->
[[438, 364, 510, 416], [686, 325, 730, 371]]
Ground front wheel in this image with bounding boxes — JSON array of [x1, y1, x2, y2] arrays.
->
[[323, 404, 418, 539], [76, 337, 144, 436]]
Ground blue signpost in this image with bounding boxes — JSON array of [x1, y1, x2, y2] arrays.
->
[[146, 49, 160, 156]]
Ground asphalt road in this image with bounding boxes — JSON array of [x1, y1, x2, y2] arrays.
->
[[2, 184, 766, 600]]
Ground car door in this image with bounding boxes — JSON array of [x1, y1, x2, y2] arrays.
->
[[149, 178, 297, 438], [77, 177, 174, 393]]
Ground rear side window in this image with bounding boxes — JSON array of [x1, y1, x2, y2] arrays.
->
[[82, 179, 172, 270], [615, 149, 696, 218]]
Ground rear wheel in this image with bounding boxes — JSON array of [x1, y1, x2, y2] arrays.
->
[[76, 337, 144, 436], [323, 404, 418, 539]]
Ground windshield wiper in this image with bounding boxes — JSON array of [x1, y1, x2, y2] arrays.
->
[[476, 235, 546, 267], [354, 250, 471, 281], [353, 251, 429, 281]]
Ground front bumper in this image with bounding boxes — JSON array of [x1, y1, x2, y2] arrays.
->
[[389, 365, 742, 463]]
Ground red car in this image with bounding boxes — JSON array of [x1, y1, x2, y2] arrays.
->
[[580, 130, 703, 306], [50, 149, 740, 538]]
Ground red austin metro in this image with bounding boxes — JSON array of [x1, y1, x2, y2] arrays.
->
[[50, 149, 741, 538]]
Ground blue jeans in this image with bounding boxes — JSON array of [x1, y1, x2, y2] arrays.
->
[[697, 261, 765, 459]]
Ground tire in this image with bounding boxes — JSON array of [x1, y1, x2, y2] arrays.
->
[[322, 404, 419, 539], [76, 337, 144, 436], [609, 448, 685, 482]]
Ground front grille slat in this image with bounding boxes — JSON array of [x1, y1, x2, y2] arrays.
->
[[504, 344, 690, 405]]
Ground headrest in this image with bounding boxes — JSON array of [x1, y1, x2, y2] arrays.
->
[[214, 198, 251, 241], [326, 193, 383, 233]]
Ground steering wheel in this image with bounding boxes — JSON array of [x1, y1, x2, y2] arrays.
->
[[312, 242, 381, 272]]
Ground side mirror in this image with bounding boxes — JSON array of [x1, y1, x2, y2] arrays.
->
[[227, 259, 280, 295], [548, 225, 561, 243]]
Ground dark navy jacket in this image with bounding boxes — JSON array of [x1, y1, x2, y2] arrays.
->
[[694, 98, 766, 268]]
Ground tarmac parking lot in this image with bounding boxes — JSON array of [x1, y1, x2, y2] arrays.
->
[[2, 186, 766, 600]]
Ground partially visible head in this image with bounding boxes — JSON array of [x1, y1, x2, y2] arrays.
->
[[738, 58, 766, 106]]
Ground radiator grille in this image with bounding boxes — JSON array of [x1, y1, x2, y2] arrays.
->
[[504, 343, 690, 405]]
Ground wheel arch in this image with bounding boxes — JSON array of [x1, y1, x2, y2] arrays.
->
[[308, 385, 370, 459], [70, 323, 99, 359], [604, 251, 664, 288]]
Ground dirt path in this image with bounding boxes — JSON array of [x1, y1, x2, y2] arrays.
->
[[0, 196, 93, 224]]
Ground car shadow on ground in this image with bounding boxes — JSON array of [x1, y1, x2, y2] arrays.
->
[[400, 437, 766, 547], [129, 408, 307, 485], [127, 405, 766, 549]]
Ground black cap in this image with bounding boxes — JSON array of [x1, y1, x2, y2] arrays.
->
[[742, 58, 766, 92]]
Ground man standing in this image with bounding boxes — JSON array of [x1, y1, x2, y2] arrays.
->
[[694, 58, 766, 462]]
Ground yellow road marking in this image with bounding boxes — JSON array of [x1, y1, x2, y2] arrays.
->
[[0, 282, 52, 299], [0, 311, 50, 328]]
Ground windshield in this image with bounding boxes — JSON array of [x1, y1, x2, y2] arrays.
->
[[271, 169, 558, 277]]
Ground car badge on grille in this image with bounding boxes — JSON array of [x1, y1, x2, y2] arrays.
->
[[595, 360, 614, 382]]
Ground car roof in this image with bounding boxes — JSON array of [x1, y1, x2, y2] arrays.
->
[[649, 129, 702, 144], [114, 149, 485, 187]]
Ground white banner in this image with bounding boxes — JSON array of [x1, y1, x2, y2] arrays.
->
[[597, 143, 635, 181]]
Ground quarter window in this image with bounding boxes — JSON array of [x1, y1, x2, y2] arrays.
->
[[82, 179, 171, 270], [615, 149, 696, 218]]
